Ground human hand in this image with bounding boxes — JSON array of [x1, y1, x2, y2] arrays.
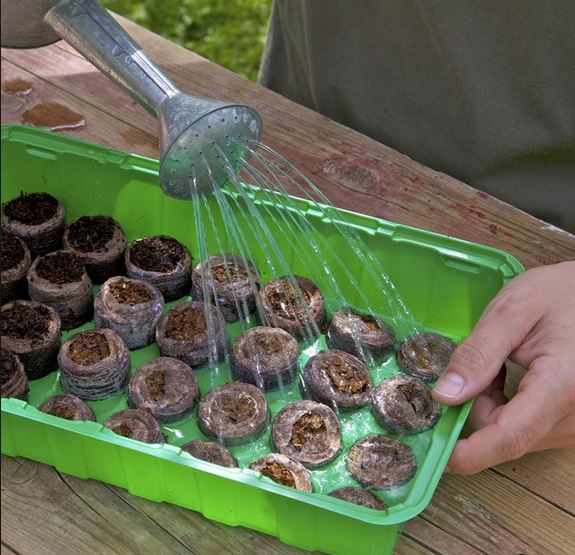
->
[[431, 261, 575, 474]]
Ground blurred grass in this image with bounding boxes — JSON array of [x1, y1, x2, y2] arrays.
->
[[102, 0, 271, 81]]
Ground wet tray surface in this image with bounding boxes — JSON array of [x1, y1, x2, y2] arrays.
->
[[1, 125, 524, 555]]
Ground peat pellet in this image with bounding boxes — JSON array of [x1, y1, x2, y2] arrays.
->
[[1, 192, 65, 256], [346, 435, 417, 490], [94, 276, 164, 349], [0, 350, 28, 400], [371, 376, 440, 435], [1, 231, 31, 304], [249, 453, 313, 492], [128, 357, 199, 423], [155, 301, 227, 368], [327, 308, 395, 362], [302, 349, 372, 410], [181, 439, 237, 468], [63, 215, 126, 283], [58, 329, 130, 400], [0, 300, 61, 379], [39, 394, 95, 421], [192, 253, 260, 322], [397, 332, 456, 383], [329, 487, 387, 510], [27, 250, 93, 330], [271, 400, 341, 468], [126, 236, 192, 301], [104, 408, 163, 444], [230, 326, 298, 391], [258, 275, 325, 339], [198, 381, 269, 446]]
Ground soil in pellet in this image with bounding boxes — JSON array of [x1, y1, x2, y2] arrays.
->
[[68, 332, 110, 366], [0, 350, 18, 385], [3, 192, 58, 225], [165, 308, 207, 340], [130, 237, 186, 273], [109, 280, 153, 305], [0, 304, 51, 340], [35, 252, 85, 284], [68, 216, 116, 252], [0, 232, 25, 271]]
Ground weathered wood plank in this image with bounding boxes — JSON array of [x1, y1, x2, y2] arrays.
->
[[494, 449, 575, 515], [1, 456, 194, 555], [423, 471, 575, 555]]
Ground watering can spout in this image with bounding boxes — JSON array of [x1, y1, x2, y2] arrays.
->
[[1, 0, 263, 198]]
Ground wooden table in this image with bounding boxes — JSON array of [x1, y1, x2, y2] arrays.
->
[[2, 15, 574, 555]]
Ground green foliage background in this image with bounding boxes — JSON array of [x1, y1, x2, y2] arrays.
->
[[102, 0, 272, 81]]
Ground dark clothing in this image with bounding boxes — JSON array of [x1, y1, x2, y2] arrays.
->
[[260, 1, 575, 232]]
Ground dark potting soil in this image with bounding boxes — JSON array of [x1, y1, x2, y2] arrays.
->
[[144, 370, 166, 401], [290, 412, 327, 448], [0, 304, 51, 340], [165, 307, 207, 340], [68, 216, 116, 253], [268, 282, 311, 320], [130, 237, 186, 273], [3, 192, 58, 225], [0, 350, 18, 385], [68, 332, 111, 366], [260, 462, 296, 488], [0, 232, 25, 271], [218, 393, 256, 423], [212, 263, 248, 283], [323, 354, 368, 394], [35, 251, 85, 284], [254, 334, 283, 355], [46, 404, 77, 420], [109, 280, 153, 305]]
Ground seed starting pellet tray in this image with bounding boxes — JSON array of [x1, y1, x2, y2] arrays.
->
[[1, 125, 524, 555]]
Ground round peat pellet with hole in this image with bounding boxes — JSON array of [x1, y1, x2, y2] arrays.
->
[[39, 394, 95, 421], [327, 308, 395, 362], [197, 381, 269, 446], [271, 400, 341, 468], [181, 439, 237, 468], [258, 275, 325, 339], [27, 250, 93, 330], [155, 301, 227, 368], [249, 453, 312, 492], [128, 357, 199, 423], [397, 332, 456, 383], [1, 231, 31, 304], [1, 192, 65, 256], [328, 487, 388, 510], [302, 349, 372, 410], [0, 300, 61, 379], [94, 276, 164, 349], [58, 329, 130, 400], [346, 435, 417, 490], [104, 408, 163, 444], [371, 376, 440, 434], [191, 253, 260, 322], [230, 326, 298, 391], [125, 236, 192, 301], [0, 350, 28, 400], [63, 215, 126, 283]]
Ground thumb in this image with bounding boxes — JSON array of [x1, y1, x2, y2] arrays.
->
[[432, 290, 539, 405]]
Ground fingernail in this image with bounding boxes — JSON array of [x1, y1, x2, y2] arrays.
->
[[434, 373, 465, 398], [444, 463, 452, 474]]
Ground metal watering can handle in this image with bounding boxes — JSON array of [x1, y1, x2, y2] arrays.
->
[[45, 0, 180, 115]]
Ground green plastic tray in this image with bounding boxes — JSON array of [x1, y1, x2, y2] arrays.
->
[[1, 124, 524, 555]]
